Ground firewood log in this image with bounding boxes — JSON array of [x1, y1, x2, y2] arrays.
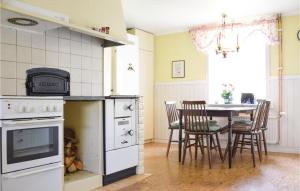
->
[[65, 142, 72, 148], [67, 163, 77, 173], [64, 147, 75, 157], [64, 128, 76, 139], [74, 160, 83, 170], [64, 156, 75, 167]]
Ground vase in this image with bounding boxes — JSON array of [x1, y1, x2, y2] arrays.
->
[[223, 97, 232, 104], [223, 98, 230, 104]]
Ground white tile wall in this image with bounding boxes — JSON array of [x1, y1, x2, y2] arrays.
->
[[32, 33, 45, 49], [32, 48, 46, 65], [17, 31, 31, 47], [46, 51, 59, 67], [1, 27, 16, 45], [1, 44, 16, 61], [17, 46, 31, 63], [1, 61, 16, 78], [0, 26, 104, 96]]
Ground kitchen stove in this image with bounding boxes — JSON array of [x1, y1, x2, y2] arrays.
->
[[103, 98, 138, 185], [0, 96, 64, 191]]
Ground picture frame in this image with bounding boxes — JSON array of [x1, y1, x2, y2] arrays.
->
[[172, 60, 185, 78]]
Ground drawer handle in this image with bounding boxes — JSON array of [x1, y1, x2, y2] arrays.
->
[[121, 140, 128, 144]]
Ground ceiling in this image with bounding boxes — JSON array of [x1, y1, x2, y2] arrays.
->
[[121, 0, 300, 35]]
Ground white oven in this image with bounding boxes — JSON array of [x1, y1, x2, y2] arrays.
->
[[1, 117, 63, 173], [0, 96, 64, 191]]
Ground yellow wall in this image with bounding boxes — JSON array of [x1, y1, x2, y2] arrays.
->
[[281, 15, 300, 76], [155, 15, 300, 82], [154, 32, 207, 82]]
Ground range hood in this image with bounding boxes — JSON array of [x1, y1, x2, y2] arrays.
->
[[0, 0, 131, 47]]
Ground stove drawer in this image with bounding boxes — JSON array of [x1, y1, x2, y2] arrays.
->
[[114, 118, 134, 148], [115, 99, 134, 118], [105, 145, 138, 175], [2, 163, 63, 191]]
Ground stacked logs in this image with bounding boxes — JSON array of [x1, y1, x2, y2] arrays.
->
[[64, 128, 83, 174]]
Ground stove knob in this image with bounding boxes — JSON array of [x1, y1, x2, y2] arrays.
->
[[128, 104, 134, 111], [53, 105, 61, 112], [40, 106, 47, 112], [128, 130, 134, 136], [46, 106, 52, 112], [17, 105, 25, 113], [24, 106, 31, 113]]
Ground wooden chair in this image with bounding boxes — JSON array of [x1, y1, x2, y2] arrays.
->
[[181, 101, 223, 168], [224, 100, 266, 167], [236, 101, 270, 155], [165, 101, 185, 157], [260, 101, 271, 155]]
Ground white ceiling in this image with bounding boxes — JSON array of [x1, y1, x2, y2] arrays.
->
[[121, 0, 300, 35]]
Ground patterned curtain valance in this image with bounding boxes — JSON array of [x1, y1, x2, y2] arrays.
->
[[189, 15, 279, 52]]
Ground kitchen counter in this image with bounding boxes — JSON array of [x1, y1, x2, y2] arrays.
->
[[63, 96, 105, 101], [105, 95, 140, 99], [63, 95, 140, 101]]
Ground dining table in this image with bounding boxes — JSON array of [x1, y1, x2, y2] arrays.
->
[[177, 104, 256, 168]]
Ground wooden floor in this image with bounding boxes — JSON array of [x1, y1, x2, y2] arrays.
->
[[117, 143, 300, 191]]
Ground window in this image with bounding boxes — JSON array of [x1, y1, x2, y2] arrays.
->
[[208, 34, 268, 104]]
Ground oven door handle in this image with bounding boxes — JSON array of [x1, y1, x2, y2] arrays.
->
[[2, 118, 64, 126], [3, 164, 64, 179]]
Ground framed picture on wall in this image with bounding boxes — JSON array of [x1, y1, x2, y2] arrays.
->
[[172, 60, 185, 78]]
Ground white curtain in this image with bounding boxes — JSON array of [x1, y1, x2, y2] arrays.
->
[[189, 15, 279, 52]]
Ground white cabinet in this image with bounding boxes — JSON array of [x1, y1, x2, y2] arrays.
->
[[104, 34, 139, 95], [128, 29, 154, 141]]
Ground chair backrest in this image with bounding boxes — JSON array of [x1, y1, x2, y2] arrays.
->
[[165, 101, 179, 128], [182, 101, 209, 132], [262, 101, 271, 129], [241, 93, 255, 104], [251, 99, 267, 131]]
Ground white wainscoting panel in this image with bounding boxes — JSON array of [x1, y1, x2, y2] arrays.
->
[[154, 77, 300, 153], [154, 81, 208, 141]]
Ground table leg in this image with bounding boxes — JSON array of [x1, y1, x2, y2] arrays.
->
[[228, 112, 233, 168], [178, 110, 183, 162]]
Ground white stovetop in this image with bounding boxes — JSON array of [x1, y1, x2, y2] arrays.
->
[[0, 96, 63, 100]]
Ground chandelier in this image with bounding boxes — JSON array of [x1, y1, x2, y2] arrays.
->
[[216, 14, 240, 58]]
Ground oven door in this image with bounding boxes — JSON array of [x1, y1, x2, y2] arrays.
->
[[1, 117, 63, 173]]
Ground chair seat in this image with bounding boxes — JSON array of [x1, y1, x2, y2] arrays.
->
[[187, 122, 222, 132], [234, 119, 253, 126], [220, 123, 252, 134], [232, 124, 252, 132], [171, 120, 218, 130]]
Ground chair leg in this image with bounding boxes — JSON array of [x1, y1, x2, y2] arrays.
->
[[166, 129, 173, 157], [240, 134, 245, 154], [198, 136, 204, 155], [223, 144, 228, 162], [182, 133, 189, 165], [232, 134, 240, 158], [262, 130, 268, 155], [195, 135, 198, 160], [250, 134, 256, 167], [206, 135, 212, 169], [215, 133, 223, 161], [256, 134, 262, 162], [211, 136, 217, 151], [188, 138, 192, 159]]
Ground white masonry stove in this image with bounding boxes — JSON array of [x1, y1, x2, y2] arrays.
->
[[103, 98, 138, 185]]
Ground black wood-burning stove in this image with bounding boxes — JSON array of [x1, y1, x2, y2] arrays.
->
[[26, 68, 70, 96]]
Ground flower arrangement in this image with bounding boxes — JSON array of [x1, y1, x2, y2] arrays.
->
[[221, 83, 234, 104]]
